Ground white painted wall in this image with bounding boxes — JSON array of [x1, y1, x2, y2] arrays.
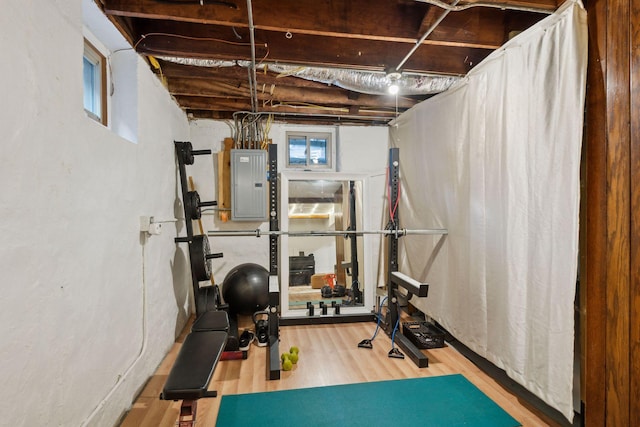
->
[[0, 2, 192, 426], [0, 2, 390, 424], [188, 121, 390, 296]]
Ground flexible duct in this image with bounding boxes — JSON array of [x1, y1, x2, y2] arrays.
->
[[156, 56, 460, 95]]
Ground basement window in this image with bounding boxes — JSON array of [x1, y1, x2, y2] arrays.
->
[[83, 39, 107, 125], [286, 132, 333, 170]]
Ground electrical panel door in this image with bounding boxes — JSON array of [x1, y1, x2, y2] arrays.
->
[[231, 149, 268, 221]]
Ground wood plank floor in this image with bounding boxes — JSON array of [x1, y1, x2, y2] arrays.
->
[[119, 318, 561, 427]]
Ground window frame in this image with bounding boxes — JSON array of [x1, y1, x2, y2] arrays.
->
[[285, 131, 334, 171], [83, 38, 108, 125]]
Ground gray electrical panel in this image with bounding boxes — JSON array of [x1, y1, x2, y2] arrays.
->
[[231, 149, 268, 221]]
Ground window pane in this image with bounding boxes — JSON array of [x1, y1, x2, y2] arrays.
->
[[83, 39, 105, 123], [83, 56, 96, 113], [309, 138, 327, 165], [288, 137, 307, 165]]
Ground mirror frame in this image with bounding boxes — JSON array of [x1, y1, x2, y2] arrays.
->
[[279, 171, 374, 318]]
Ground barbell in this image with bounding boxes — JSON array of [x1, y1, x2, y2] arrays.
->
[[179, 229, 446, 281], [206, 228, 448, 238]]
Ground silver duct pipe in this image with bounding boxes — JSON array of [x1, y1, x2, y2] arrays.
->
[[156, 56, 461, 95], [267, 64, 459, 95], [155, 57, 237, 67]]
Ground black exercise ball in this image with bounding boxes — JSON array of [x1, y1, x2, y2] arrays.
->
[[222, 263, 269, 315]]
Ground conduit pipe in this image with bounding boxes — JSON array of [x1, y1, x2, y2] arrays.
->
[[398, 0, 555, 72], [395, 0, 460, 72], [246, 0, 259, 113], [414, 0, 554, 14]]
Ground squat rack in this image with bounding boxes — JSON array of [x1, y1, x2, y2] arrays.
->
[[199, 146, 445, 369], [382, 147, 435, 368]]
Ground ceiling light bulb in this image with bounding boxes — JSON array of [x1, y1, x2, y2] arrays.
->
[[386, 70, 402, 95]]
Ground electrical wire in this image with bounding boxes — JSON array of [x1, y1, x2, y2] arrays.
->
[[133, 32, 257, 50], [385, 166, 401, 225], [260, 114, 273, 149], [367, 296, 388, 342], [256, 43, 270, 67], [390, 316, 401, 349], [81, 239, 149, 426], [155, 0, 238, 8]]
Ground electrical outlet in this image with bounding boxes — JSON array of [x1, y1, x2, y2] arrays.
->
[[148, 223, 162, 235]]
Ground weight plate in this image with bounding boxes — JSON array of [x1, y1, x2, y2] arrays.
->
[[182, 141, 195, 165], [185, 190, 201, 220], [196, 285, 219, 314], [190, 234, 211, 281]]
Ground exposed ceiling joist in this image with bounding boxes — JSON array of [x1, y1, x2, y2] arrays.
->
[[97, 0, 555, 124]]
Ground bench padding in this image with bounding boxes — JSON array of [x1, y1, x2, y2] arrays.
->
[[161, 330, 228, 401], [191, 310, 230, 332]]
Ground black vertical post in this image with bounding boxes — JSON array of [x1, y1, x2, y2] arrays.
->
[[175, 142, 194, 238], [174, 141, 217, 318], [387, 147, 400, 332], [175, 141, 201, 316], [268, 144, 279, 277], [384, 147, 428, 368], [267, 144, 281, 380], [349, 180, 362, 304]]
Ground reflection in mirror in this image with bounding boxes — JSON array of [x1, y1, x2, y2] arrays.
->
[[286, 179, 364, 310]]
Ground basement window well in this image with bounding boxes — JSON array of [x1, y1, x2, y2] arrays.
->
[[83, 39, 107, 125], [286, 131, 334, 170], [82, 0, 139, 143]]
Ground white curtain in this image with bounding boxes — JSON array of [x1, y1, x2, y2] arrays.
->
[[389, 0, 587, 421]]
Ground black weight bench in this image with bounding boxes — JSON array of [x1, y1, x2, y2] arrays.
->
[[191, 309, 230, 333], [160, 310, 230, 426]]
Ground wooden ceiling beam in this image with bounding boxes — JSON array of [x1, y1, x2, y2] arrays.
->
[[108, 9, 528, 51], [103, 0, 429, 42], [134, 22, 489, 75], [96, 0, 555, 124], [188, 110, 394, 125], [180, 99, 400, 117], [102, 0, 553, 45]]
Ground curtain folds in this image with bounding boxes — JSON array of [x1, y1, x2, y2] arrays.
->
[[388, 1, 587, 420]]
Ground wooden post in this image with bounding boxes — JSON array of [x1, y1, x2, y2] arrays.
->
[[217, 137, 234, 222], [584, 0, 640, 425]]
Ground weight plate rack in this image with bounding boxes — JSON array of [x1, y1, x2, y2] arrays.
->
[[174, 140, 218, 317]]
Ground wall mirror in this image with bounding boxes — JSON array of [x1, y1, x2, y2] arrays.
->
[[279, 171, 373, 318]]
